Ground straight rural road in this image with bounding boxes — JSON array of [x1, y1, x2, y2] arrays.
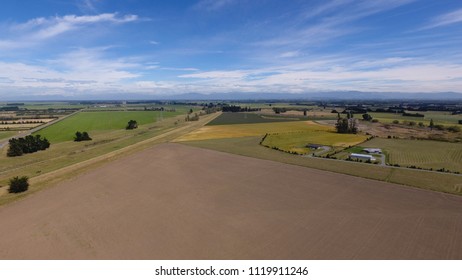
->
[[0, 143, 461, 259]]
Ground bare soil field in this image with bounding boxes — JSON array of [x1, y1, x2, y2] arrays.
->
[[0, 143, 461, 259]]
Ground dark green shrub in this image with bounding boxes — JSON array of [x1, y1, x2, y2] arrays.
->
[[8, 176, 29, 193], [126, 120, 138, 129], [74, 131, 92, 141]]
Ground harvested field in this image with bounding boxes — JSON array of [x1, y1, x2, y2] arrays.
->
[[206, 112, 304, 126], [0, 143, 461, 259], [174, 120, 329, 142]]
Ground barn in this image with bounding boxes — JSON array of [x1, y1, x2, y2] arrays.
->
[[363, 148, 382, 154], [350, 153, 376, 161]]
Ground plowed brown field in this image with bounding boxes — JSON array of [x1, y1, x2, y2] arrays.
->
[[0, 143, 461, 259]]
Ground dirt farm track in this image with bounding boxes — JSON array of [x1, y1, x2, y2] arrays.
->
[[1, 143, 462, 259]]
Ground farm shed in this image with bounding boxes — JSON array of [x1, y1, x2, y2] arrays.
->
[[363, 148, 382, 154], [350, 153, 376, 161], [306, 144, 323, 149]]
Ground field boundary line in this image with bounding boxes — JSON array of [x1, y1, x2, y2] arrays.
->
[[30, 112, 220, 185], [0, 112, 220, 207]]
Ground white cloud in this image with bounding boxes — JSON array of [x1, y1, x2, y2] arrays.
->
[[0, 48, 141, 95], [180, 70, 248, 79], [256, 0, 416, 49], [24, 13, 138, 40], [0, 13, 139, 51], [194, 0, 236, 11], [178, 57, 462, 93], [77, 0, 99, 13], [162, 67, 199, 71], [423, 8, 462, 29], [279, 51, 301, 58]]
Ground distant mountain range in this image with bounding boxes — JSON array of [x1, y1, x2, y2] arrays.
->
[[2, 91, 462, 101]]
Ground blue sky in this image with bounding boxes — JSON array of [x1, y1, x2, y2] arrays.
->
[[0, 0, 462, 98]]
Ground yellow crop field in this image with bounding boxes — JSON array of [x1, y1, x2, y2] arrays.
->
[[262, 131, 368, 154], [174, 121, 330, 142]]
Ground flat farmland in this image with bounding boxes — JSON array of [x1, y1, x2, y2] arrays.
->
[[370, 111, 462, 126], [0, 131, 15, 141], [35, 110, 184, 142], [262, 131, 368, 154], [0, 143, 461, 259], [183, 137, 462, 195], [361, 138, 462, 172], [0, 112, 218, 189], [206, 112, 305, 125], [174, 120, 329, 142]]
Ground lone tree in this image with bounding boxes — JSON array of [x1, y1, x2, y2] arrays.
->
[[126, 120, 138, 130], [362, 113, 373, 121], [74, 131, 92, 141], [335, 112, 357, 134], [8, 176, 29, 193], [429, 119, 434, 130]]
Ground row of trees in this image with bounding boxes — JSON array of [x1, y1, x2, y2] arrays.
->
[[222, 105, 261, 112], [0, 120, 45, 124], [7, 135, 50, 157]]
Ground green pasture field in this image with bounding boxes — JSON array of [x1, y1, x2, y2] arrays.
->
[[182, 136, 462, 195], [0, 131, 16, 141], [262, 131, 368, 154], [369, 111, 462, 126], [34, 110, 186, 143], [207, 112, 307, 126], [361, 138, 462, 172]]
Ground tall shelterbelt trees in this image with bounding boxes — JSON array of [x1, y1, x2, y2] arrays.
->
[[7, 135, 50, 157]]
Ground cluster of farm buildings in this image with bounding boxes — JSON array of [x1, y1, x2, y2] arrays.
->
[[350, 148, 382, 161]]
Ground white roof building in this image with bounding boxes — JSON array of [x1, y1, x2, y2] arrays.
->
[[350, 153, 376, 161], [363, 148, 382, 154]]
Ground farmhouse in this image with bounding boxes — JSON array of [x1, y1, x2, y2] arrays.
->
[[363, 148, 382, 154], [350, 153, 376, 161]]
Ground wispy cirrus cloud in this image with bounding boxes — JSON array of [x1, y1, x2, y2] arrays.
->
[[193, 0, 237, 11], [179, 56, 462, 93], [16, 13, 138, 39], [0, 13, 139, 51], [422, 8, 462, 29], [255, 0, 417, 50], [77, 0, 101, 13], [0, 47, 141, 95]]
